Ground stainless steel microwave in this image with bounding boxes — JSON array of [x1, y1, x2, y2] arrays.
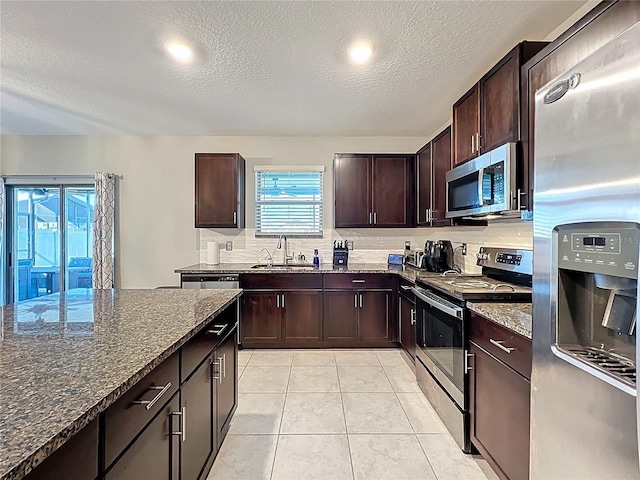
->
[[445, 143, 517, 219]]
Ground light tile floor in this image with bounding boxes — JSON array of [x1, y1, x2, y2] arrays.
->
[[209, 348, 498, 480]]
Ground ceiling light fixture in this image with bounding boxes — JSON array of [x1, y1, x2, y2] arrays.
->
[[349, 43, 373, 64], [166, 42, 193, 62]]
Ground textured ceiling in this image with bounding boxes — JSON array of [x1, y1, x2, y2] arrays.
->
[[1, 1, 586, 136]]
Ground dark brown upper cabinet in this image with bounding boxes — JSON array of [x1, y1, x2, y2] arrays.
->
[[334, 154, 415, 228], [195, 153, 245, 228], [417, 126, 452, 227], [453, 85, 480, 166], [521, 1, 640, 211], [453, 41, 547, 166]]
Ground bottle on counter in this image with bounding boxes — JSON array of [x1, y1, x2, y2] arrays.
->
[[313, 249, 320, 268]]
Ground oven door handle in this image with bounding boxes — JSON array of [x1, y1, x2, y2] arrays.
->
[[411, 288, 464, 319]]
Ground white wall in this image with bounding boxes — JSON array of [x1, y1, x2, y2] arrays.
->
[[1, 135, 535, 287], [1, 135, 433, 287]]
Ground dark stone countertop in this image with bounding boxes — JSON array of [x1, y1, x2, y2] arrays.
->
[[467, 301, 533, 339], [174, 262, 434, 284], [0, 288, 242, 480]]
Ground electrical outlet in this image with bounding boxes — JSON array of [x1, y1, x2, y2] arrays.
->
[[461, 243, 467, 256], [404, 240, 411, 250], [225, 241, 233, 251], [346, 240, 354, 250]]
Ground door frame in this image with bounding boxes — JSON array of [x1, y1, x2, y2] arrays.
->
[[3, 183, 94, 304]]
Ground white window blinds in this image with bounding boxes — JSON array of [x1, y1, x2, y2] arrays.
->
[[255, 168, 323, 237]]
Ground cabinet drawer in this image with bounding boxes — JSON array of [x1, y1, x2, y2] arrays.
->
[[324, 274, 393, 290], [104, 353, 179, 468], [240, 274, 322, 290], [470, 311, 531, 379], [182, 305, 236, 381]]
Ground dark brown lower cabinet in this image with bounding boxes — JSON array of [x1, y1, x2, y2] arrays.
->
[[105, 394, 180, 480], [24, 419, 98, 480], [282, 291, 322, 343], [180, 358, 214, 480], [214, 331, 238, 448], [323, 289, 393, 345], [469, 342, 531, 480], [323, 291, 358, 342], [399, 293, 416, 359], [358, 290, 392, 342], [240, 291, 281, 344]]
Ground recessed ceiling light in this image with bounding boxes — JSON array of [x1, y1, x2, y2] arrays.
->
[[349, 43, 373, 64], [166, 42, 193, 62]]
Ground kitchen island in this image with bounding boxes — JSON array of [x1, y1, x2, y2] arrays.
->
[[0, 288, 242, 480]]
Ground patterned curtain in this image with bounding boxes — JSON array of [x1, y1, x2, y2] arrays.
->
[[93, 172, 116, 289]]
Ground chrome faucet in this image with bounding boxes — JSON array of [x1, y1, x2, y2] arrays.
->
[[261, 248, 274, 266], [276, 234, 293, 265]]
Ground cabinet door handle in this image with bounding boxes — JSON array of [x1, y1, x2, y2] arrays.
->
[[400, 285, 412, 290], [373, 212, 377, 224], [359, 294, 363, 308], [476, 132, 481, 152], [425, 208, 428, 222], [281, 294, 285, 308], [354, 294, 358, 309], [465, 351, 474, 373], [131, 382, 172, 410], [471, 134, 475, 153], [222, 353, 226, 379], [490, 339, 515, 353], [233, 211, 237, 224], [171, 406, 186, 442], [410, 308, 416, 325], [369, 212, 373, 225], [276, 294, 280, 308], [211, 356, 223, 384]]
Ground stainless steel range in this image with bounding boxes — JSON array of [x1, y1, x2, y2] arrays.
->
[[412, 246, 532, 453]]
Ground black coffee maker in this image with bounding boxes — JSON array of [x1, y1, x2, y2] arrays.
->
[[424, 240, 454, 272]]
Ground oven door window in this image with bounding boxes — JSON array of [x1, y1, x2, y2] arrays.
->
[[448, 171, 481, 212], [418, 302, 464, 393]]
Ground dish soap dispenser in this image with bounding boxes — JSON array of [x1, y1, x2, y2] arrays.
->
[[313, 249, 320, 268]]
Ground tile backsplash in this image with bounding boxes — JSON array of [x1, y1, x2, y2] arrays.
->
[[199, 221, 532, 274]]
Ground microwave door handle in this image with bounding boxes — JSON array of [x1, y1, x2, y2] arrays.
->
[[477, 167, 485, 206]]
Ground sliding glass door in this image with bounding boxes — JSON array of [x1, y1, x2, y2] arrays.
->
[[7, 185, 95, 302]]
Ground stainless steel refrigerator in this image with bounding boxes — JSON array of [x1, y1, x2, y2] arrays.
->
[[531, 21, 640, 479]]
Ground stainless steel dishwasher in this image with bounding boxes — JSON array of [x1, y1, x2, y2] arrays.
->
[[180, 274, 240, 289]]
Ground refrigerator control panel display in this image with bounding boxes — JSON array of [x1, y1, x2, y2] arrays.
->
[[571, 233, 620, 254]]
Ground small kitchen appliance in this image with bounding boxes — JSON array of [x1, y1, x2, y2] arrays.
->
[[405, 250, 427, 269], [424, 240, 454, 272], [412, 246, 532, 453], [531, 22, 640, 479]]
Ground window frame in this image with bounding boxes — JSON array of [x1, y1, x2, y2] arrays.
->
[[254, 166, 325, 238]]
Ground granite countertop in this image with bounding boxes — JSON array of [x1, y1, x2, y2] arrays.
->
[[467, 302, 533, 339], [0, 288, 242, 480], [175, 262, 433, 284]]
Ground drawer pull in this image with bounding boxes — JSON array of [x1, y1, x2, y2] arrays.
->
[[171, 406, 186, 442], [490, 339, 515, 354], [132, 382, 172, 410], [352, 280, 366, 283], [208, 324, 228, 336]]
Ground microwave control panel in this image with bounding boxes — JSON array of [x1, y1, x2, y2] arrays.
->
[[556, 223, 639, 277]]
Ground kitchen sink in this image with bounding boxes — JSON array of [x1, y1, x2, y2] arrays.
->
[[250, 263, 317, 270]]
